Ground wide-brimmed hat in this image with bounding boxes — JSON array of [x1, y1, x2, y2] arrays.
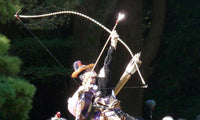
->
[[71, 60, 94, 78]]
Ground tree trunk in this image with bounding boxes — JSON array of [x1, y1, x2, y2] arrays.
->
[[111, 0, 166, 117], [141, 0, 167, 80]]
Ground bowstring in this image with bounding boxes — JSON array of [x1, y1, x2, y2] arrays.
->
[[16, 16, 81, 86]]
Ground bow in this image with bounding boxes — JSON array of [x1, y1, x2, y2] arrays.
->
[[15, 10, 147, 90], [15, 10, 134, 58]]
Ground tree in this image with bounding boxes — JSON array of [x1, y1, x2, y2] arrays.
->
[[0, 34, 36, 120], [0, 2, 36, 119], [0, 1, 82, 119]]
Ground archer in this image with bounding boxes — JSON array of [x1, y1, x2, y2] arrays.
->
[[68, 31, 142, 120]]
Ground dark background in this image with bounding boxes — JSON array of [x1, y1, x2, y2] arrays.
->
[[0, 0, 200, 120]]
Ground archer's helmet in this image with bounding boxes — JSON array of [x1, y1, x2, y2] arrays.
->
[[71, 60, 94, 78]]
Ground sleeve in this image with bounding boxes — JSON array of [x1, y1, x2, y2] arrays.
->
[[96, 46, 116, 97], [67, 86, 95, 119]]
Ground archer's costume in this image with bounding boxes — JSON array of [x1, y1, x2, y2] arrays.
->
[[68, 31, 139, 120]]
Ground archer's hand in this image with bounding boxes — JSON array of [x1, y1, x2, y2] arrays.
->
[[111, 30, 119, 49], [125, 52, 141, 74]]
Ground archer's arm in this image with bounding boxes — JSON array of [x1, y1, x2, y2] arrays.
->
[[98, 31, 119, 78], [98, 31, 119, 77], [96, 31, 119, 97]]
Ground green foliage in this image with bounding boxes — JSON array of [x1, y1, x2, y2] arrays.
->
[[0, 55, 22, 76], [0, 36, 21, 77], [10, 37, 79, 67], [0, 34, 10, 55], [19, 0, 81, 30], [0, 0, 21, 24], [9, 37, 78, 81], [144, 0, 200, 119], [0, 78, 15, 108], [8, 36, 75, 119], [142, 0, 152, 35], [0, 76, 36, 120], [0, 34, 22, 76], [23, 66, 72, 81], [0, 34, 36, 120]]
